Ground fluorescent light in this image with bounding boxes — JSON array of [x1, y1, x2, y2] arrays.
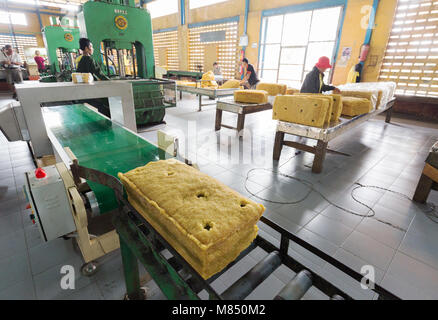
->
[[8, 0, 80, 12]]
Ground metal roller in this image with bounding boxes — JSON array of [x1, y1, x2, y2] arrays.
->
[[222, 251, 282, 300], [331, 294, 345, 300], [274, 270, 313, 300]]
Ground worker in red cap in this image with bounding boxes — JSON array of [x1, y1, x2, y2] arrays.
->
[[300, 56, 340, 94]]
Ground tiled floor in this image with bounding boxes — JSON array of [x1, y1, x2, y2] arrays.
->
[[1, 93, 438, 300]]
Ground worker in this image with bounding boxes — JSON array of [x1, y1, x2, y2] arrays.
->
[[34, 50, 46, 73], [0, 45, 23, 99], [213, 62, 224, 85], [213, 62, 221, 76], [347, 59, 363, 83], [240, 58, 259, 89], [75, 49, 83, 68], [76, 38, 109, 80], [300, 56, 340, 94]]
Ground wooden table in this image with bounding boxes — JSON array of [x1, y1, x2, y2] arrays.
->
[[414, 142, 438, 203], [273, 98, 396, 173], [215, 98, 273, 135]]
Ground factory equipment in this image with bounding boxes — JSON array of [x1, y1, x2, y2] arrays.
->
[[42, 17, 80, 82], [78, 0, 172, 126], [23, 165, 76, 242]]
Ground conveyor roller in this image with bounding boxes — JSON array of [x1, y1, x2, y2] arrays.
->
[[274, 270, 313, 300], [221, 251, 281, 300]]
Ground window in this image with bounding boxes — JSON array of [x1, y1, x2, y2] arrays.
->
[[188, 21, 239, 79], [379, 0, 438, 97], [0, 34, 38, 61], [190, 0, 228, 10], [259, 6, 343, 89], [153, 30, 179, 70], [147, 0, 178, 18], [0, 11, 27, 26]]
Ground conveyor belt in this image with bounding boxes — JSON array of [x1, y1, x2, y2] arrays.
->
[[43, 104, 170, 214]]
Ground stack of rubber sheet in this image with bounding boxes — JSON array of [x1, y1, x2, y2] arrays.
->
[[43, 104, 170, 214], [338, 82, 396, 109], [119, 159, 265, 279]]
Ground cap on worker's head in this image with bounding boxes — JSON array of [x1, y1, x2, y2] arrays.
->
[[315, 56, 332, 69]]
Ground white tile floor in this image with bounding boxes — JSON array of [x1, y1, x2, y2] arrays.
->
[[1, 93, 438, 300]]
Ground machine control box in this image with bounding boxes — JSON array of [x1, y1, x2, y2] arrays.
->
[[24, 165, 76, 242]]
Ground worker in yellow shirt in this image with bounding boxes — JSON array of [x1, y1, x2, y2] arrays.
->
[[75, 49, 82, 68]]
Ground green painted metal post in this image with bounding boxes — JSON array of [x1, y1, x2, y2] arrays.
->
[[42, 26, 80, 74], [120, 237, 142, 300]]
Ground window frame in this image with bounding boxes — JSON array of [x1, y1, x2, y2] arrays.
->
[[257, 1, 346, 88]]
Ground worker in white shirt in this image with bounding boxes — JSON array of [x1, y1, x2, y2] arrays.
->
[[0, 45, 23, 99]]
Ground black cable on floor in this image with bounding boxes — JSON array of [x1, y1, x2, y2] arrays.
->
[[245, 166, 438, 232]]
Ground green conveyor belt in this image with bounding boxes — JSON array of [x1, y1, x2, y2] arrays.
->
[[43, 104, 170, 214]]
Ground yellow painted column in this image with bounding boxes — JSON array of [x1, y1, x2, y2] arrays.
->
[[361, 0, 397, 82], [178, 25, 189, 71]]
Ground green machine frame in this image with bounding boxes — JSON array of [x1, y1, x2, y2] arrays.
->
[[78, 0, 173, 126], [42, 18, 80, 77], [78, 0, 155, 79]]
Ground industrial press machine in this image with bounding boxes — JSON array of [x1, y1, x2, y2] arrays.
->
[[78, 0, 171, 125], [41, 17, 80, 82]]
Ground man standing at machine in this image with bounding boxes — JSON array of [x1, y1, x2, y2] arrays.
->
[[240, 58, 259, 89], [0, 45, 23, 99], [300, 56, 340, 94], [76, 38, 109, 81]]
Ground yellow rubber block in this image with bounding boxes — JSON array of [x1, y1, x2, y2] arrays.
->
[[72, 73, 93, 84], [176, 81, 197, 87], [273, 95, 329, 128], [329, 94, 343, 121], [118, 159, 265, 279], [234, 90, 269, 104], [285, 88, 300, 95], [295, 93, 334, 123], [256, 82, 287, 96], [341, 90, 377, 109], [341, 96, 373, 116], [219, 79, 240, 89]]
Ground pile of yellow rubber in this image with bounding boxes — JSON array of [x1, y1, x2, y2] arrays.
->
[[201, 71, 218, 89]]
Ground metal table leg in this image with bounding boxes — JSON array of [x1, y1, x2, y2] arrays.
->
[[120, 238, 142, 300], [312, 140, 328, 173], [180, 90, 182, 100], [273, 131, 285, 161], [385, 106, 393, 123], [215, 109, 223, 131], [198, 95, 202, 112], [237, 114, 246, 136]]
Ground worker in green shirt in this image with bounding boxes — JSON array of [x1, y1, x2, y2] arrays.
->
[[77, 38, 109, 81]]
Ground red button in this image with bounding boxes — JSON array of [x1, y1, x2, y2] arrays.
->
[[35, 168, 47, 179], [26, 203, 31, 209]]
